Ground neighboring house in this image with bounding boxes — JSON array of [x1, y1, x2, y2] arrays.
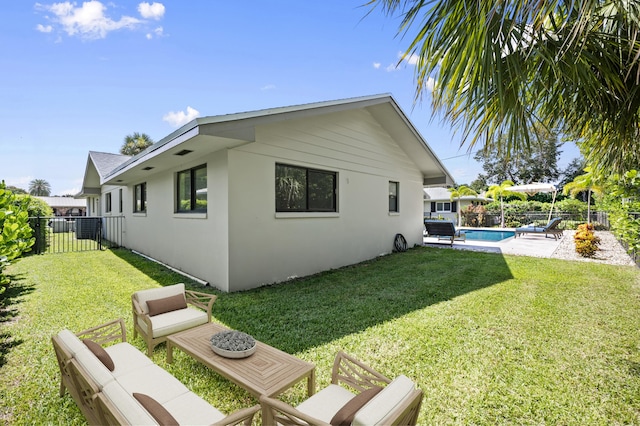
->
[[77, 94, 454, 292], [35, 196, 87, 216], [423, 187, 492, 223]]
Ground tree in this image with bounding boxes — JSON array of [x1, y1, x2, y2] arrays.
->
[[562, 168, 605, 224], [557, 157, 586, 195], [474, 127, 561, 185], [448, 185, 477, 226], [485, 180, 527, 228], [121, 132, 154, 156], [7, 186, 27, 195], [28, 179, 51, 196], [368, 1, 640, 174]]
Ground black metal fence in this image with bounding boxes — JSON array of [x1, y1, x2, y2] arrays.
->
[[29, 216, 124, 254], [457, 211, 611, 230]]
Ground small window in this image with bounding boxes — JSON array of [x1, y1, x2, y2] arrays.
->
[[436, 202, 451, 212], [177, 164, 207, 213], [275, 164, 337, 212], [389, 181, 399, 213], [134, 183, 147, 213], [105, 193, 112, 213], [118, 189, 123, 213]]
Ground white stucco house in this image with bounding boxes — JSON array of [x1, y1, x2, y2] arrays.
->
[[77, 94, 454, 292], [423, 187, 492, 224]]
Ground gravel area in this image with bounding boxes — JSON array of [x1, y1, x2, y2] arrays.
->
[[551, 230, 637, 266]]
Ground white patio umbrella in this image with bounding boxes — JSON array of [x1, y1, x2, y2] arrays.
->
[[504, 182, 557, 222]]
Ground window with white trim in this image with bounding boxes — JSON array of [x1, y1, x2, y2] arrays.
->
[[176, 164, 207, 213], [275, 163, 336, 212], [436, 202, 452, 212], [134, 183, 147, 213], [389, 181, 399, 212]]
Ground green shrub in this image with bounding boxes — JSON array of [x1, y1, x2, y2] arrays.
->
[[574, 223, 600, 258], [0, 183, 35, 294]]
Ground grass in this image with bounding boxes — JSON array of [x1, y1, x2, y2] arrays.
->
[[1, 247, 640, 424]]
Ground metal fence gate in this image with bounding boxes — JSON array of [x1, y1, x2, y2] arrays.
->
[[29, 216, 124, 254]]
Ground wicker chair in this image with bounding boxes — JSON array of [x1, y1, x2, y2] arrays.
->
[[260, 351, 423, 426]]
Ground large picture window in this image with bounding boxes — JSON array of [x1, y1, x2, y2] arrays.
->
[[276, 164, 336, 212], [134, 183, 146, 213], [177, 164, 207, 213]]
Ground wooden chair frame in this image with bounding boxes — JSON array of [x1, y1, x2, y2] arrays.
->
[[132, 288, 217, 356], [260, 351, 423, 426], [51, 318, 127, 425]]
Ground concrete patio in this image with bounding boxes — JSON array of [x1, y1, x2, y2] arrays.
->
[[424, 230, 563, 258]]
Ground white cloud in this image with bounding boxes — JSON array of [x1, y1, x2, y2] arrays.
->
[[35, 1, 141, 39], [425, 76, 436, 92], [146, 26, 163, 39], [401, 52, 420, 66], [138, 2, 165, 20], [163, 106, 200, 127], [261, 84, 276, 91], [373, 62, 381, 69], [36, 23, 53, 33]]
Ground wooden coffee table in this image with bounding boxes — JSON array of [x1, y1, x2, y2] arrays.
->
[[166, 323, 315, 398]]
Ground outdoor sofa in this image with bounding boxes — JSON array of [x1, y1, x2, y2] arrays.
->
[[515, 217, 563, 240], [424, 220, 466, 246], [132, 283, 217, 356], [51, 318, 259, 425], [260, 350, 423, 426]]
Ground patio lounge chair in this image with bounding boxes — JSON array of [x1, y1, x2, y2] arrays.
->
[[515, 217, 563, 240], [260, 351, 423, 426], [424, 220, 466, 246]]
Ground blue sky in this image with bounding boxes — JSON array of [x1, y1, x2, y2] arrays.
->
[[1, 1, 579, 195]]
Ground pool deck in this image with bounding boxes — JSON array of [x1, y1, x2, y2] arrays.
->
[[424, 228, 562, 258]]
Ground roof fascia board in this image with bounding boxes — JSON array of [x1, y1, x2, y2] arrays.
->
[[103, 126, 200, 183], [382, 98, 455, 183]]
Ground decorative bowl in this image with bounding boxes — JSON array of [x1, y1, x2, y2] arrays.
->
[[210, 330, 256, 359]]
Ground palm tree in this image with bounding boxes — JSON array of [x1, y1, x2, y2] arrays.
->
[[448, 185, 477, 226], [28, 179, 51, 196], [562, 168, 605, 224], [367, 1, 640, 174], [485, 180, 526, 228], [120, 132, 154, 156]]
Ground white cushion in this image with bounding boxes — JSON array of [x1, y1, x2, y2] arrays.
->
[[116, 364, 190, 404], [101, 381, 157, 425], [352, 375, 415, 426], [56, 329, 87, 356], [74, 348, 115, 390], [296, 384, 356, 423], [163, 391, 226, 425], [105, 342, 154, 378], [134, 283, 185, 315], [139, 308, 208, 338]]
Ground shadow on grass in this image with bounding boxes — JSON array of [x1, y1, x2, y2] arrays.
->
[[110, 246, 514, 353], [110, 248, 206, 290], [0, 274, 33, 368], [216, 247, 513, 353]]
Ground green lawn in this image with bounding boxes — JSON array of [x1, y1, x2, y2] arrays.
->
[[1, 247, 639, 424]]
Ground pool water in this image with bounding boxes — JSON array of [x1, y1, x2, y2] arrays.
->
[[460, 229, 515, 242]]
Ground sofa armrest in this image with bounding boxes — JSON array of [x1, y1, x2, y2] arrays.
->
[[331, 351, 391, 392], [185, 290, 217, 322], [260, 395, 331, 426], [211, 404, 260, 426], [76, 318, 127, 345]]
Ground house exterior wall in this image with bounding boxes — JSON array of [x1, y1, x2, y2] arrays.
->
[[93, 107, 433, 292], [119, 151, 232, 291], [225, 108, 424, 291]]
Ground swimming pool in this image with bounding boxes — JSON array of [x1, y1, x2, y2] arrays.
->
[[460, 229, 515, 242]]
